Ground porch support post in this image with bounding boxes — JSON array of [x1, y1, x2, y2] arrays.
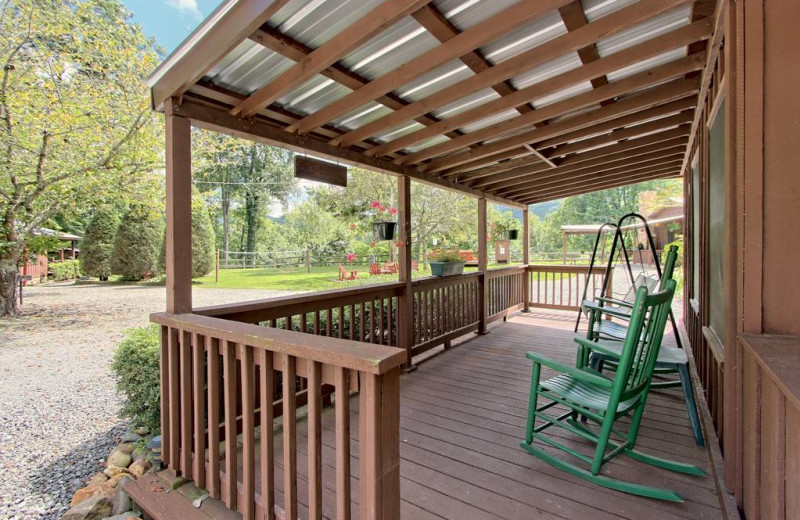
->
[[562, 232, 568, 264], [522, 207, 530, 311], [397, 175, 415, 371], [165, 100, 193, 314], [477, 197, 488, 334]]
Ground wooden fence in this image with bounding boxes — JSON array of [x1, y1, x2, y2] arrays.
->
[[527, 264, 609, 311]]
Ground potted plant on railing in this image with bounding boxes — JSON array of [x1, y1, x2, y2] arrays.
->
[[428, 248, 466, 277], [368, 201, 398, 241]]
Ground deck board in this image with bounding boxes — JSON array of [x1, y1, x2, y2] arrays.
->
[[235, 311, 722, 520]]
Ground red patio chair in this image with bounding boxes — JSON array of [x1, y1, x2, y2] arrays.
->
[[338, 264, 358, 281]]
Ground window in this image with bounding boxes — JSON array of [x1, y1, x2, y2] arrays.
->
[[691, 153, 701, 305], [707, 99, 726, 343]]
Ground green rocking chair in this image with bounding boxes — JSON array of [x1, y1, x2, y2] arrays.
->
[[519, 280, 706, 502]]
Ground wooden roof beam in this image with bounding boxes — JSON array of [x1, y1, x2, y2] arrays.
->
[[231, 0, 433, 117], [247, 25, 468, 143], [421, 76, 700, 173], [288, 0, 571, 135], [400, 53, 703, 166], [148, 0, 292, 110], [542, 110, 694, 159], [173, 97, 526, 208], [332, 0, 693, 149], [506, 157, 684, 200], [369, 20, 710, 159], [558, 1, 610, 92], [520, 167, 681, 203], [474, 128, 690, 190], [496, 146, 687, 197]]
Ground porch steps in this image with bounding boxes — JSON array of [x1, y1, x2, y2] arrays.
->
[[124, 472, 241, 520]]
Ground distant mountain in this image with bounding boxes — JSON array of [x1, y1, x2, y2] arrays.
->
[[529, 200, 561, 219]]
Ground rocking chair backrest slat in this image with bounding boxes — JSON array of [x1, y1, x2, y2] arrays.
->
[[612, 279, 676, 398]]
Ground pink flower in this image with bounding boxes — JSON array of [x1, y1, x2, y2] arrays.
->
[[347, 252, 356, 262], [389, 207, 398, 215], [395, 241, 403, 248], [370, 201, 381, 208], [370, 242, 376, 248], [378, 205, 386, 212], [349, 223, 357, 229]]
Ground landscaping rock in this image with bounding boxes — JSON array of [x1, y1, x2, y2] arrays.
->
[[131, 446, 149, 461], [115, 443, 136, 455], [120, 431, 142, 444], [86, 472, 109, 488], [61, 495, 112, 520], [128, 459, 151, 479], [134, 427, 149, 436], [107, 450, 132, 469], [103, 513, 140, 520], [110, 476, 134, 515], [103, 466, 131, 478]]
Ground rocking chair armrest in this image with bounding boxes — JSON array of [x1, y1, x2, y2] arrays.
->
[[525, 351, 613, 387], [574, 337, 625, 360], [583, 301, 632, 320]]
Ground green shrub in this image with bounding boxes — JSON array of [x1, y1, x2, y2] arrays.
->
[[112, 325, 161, 433], [49, 260, 80, 281], [111, 203, 163, 280], [81, 206, 119, 280], [158, 189, 216, 278], [429, 248, 464, 263]]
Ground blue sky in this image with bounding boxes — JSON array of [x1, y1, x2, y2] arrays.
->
[[122, 0, 220, 54]]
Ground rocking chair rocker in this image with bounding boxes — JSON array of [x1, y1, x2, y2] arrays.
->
[[520, 279, 706, 502]]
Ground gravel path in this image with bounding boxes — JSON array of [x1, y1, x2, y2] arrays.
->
[[0, 283, 296, 520]]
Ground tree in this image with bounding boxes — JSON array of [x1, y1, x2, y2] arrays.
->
[[0, 0, 161, 314], [158, 188, 216, 278], [112, 203, 162, 280], [80, 205, 119, 280]]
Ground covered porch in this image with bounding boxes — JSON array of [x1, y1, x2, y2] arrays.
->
[[141, 0, 742, 518]]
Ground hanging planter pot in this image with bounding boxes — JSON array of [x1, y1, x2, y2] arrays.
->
[[505, 229, 519, 240], [373, 222, 397, 241]]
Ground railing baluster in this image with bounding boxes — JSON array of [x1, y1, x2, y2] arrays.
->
[[192, 332, 206, 489], [349, 304, 356, 341], [335, 367, 351, 520], [168, 328, 180, 472], [223, 340, 238, 510], [388, 297, 394, 347], [207, 336, 220, 499], [282, 354, 297, 520], [370, 301, 376, 344], [159, 326, 171, 472], [339, 306, 345, 339], [326, 309, 332, 337], [241, 345, 255, 520], [360, 302, 366, 343], [259, 350, 274, 518], [314, 310, 320, 335], [379, 299, 385, 345], [180, 331, 192, 476], [308, 361, 322, 520]]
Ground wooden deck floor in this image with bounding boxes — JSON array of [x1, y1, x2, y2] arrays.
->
[[250, 311, 722, 520]]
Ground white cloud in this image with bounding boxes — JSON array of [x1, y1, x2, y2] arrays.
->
[[167, 0, 202, 19]]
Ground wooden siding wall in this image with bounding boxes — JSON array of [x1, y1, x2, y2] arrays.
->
[[683, 0, 800, 516]]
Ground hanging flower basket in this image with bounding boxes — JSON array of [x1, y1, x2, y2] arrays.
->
[[373, 222, 397, 241], [505, 229, 519, 240]]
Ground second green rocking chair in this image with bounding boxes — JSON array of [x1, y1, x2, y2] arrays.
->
[[519, 279, 706, 502]]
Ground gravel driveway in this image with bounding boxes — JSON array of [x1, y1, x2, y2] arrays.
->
[[0, 282, 296, 520]]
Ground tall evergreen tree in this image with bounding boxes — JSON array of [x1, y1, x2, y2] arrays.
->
[[80, 206, 119, 280], [111, 204, 162, 280]]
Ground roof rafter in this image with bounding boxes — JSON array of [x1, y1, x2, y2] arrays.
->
[[231, 0, 433, 117], [288, 0, 571, 135], [421, 77, 701, 173], [368, 19, 710, 159], [331, 0, 693, 149]]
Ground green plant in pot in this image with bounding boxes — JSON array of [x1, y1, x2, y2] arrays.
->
[[428, 248, 465, 277], [368, 201, 397, 241]]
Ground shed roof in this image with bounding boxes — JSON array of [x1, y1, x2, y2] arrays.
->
[[148, 0, 718, 206]]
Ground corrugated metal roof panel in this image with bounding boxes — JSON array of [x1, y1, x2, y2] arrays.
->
[[596, 6, 691, 56], [436, 0, 523, 32], [398, 61, 475, 102], [606, 47, 688, 82], [481, 11, 566, 65], [207, 40, 293, 95]]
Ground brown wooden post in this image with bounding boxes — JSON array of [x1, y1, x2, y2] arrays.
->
[[215, 249, 220, 283], [165, 100, 192, 314], [477, 197, 488, 334], [562, 232, 568, 265], [397, 175, 415, 370], [522, 208, 530, 311], [358, 369, 401, 520]]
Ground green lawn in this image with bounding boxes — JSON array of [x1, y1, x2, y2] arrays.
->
[[193, 263, 532, 292]]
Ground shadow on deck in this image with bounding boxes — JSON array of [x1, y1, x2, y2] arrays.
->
[[257, 310, 722, 520]]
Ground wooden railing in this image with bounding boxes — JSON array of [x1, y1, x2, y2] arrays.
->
[[526, 264, 609, 311], [151, 263, 610, 518], [151, 312, 405, 520], [486, 266, 527, 321], [412, 272, 480, 356]]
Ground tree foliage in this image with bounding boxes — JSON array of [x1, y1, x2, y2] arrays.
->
[[158, 188, 216, 278], [0, 0, 161, 314], [80, 205, 119, 279], [112, 203, 162, 280]]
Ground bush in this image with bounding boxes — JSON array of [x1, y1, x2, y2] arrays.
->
[[81, 206, 119, 280], [49, 260, 80, 281], [111, 325, 160, 433], [159, 189, 216, 278], [111, 203, 162, 280]]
